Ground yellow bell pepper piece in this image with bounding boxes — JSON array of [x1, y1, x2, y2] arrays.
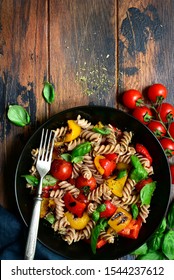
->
[[108, 207, 132, 233], [94, 121, 104, 129], [94, 155, 105, 175], [64, 211, 90, 230], [106, 172, 128, 197], [40, 198, 49, 218], [64, 120, 81, 142]]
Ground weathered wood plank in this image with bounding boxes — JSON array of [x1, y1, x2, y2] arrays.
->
[[49, 0, 116, 117], [0, 0, 48, 209], [117, 0, 174, 107]]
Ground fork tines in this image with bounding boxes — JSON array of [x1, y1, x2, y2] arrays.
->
[[38, 129, 55, 162]]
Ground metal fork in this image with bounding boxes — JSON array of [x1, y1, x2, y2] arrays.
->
[[24, 128, 55, 260]]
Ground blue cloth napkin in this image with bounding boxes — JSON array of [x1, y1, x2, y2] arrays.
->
[[0, 205, 65, 260]]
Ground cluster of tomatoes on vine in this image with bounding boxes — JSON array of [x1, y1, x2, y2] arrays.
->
[[122, 83, 174, 184]]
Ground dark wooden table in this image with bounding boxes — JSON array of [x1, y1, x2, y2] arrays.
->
[[0, 0, 173, 258]]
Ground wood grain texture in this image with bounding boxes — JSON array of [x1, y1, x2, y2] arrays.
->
[[0, 0, 173, 255]]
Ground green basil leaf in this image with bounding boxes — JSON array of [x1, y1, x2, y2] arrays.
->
[[21, 175, 39, 186], [92, 127, 110, 135], [140, 181, 156, 205], [162, 230, 174, 259], [43, 81, 55, 104], [156, 218, 167, 234], [44, 212, 56, 224], [137, 251, 166, 260], [61, 153, 72, 162], [131, 204, 139, 219], [7, 105, 30, 127], [147, 232, 164, 251], [91, 218, 108, 254], [71, 156, 84, 163], [42, 175, 57, 186], [131, 243, 148, 255], [167, 200, 174, 229]]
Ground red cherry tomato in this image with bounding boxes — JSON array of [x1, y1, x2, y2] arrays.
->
[[104, 153, 118, 161], [169, 122, 174, 139], [50, 159, 72, 180], [99, 158, 116, 177], [157, 103, 174, 123], [132, 106, 153, 125], [122, 89, 143, 109], [100, 200, 117, 218], [147, 84, 167, 103], [135, 178, 153, 192], [75, 175, 97, 193], [160, 138, 174, 157], [148, 120, 166, 139], [170, 165, 174, 184]]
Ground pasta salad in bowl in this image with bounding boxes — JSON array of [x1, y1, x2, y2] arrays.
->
[[15, 106, 171, 259]]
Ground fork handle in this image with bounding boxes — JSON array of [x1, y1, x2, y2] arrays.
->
[[24, 195, 42, 260]]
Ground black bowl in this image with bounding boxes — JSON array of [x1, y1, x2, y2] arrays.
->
[[15, 106, 171, 259]]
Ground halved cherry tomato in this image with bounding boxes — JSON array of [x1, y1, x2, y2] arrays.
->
[[75, 175, 97, 194], [148, 120, 166, 138], [132, 106, 153, 125], [50, 159, 72, 180], [100, 200, 117, 218], [147, 84, 167, 103], [118, 216, 142, 239], [99, 158, 116, 177], [64, 192, 86, 218], [157, 103, 174, 123], [104, 153, 118, 161], [135, 178, 153, 191], [122, 89, 143, 109]]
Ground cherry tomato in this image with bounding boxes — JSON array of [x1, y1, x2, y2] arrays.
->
[[132, 106, 153, 125], [122, 89, 143, 109], [100, 200, 117, 218], [157, 103, 174, 123], [99, 158, 116, 177], [169, 122, 174, 139], [104, 153, 118, 161], [170, 165, 174, 184], [147, 84, 167, 103], [75, 175, 97, 193], [50, 159, 72, 180], [148, 120, 166, 138], [135, 178, 153, 191], [160, 138, 174, 157]]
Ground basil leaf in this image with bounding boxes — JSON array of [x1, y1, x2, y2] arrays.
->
[[21, 175, 39, 186], [162, 230, 174, 260], [140, 181, 156, 205], [156, 218, 167, 234], [131, 204, 139, 219], [91, 218, 108, 254], [92, 127, 110, 135], [43, 81, 55, 104], [137, 251, 166, 260], [131, 243, 148, 255], [42, 175, 57, 186], [45, 212, 56, 224], [147, 232, 164, 251], [167, 200, 174, 229], [71, 156, 84, 163], [61, 153, 72, 162], [7, 105, 30, 127]]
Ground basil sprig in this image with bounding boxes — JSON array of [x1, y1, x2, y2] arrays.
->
[[131, 200, 174, 260], [91, 218, 108, 254], [43, 81, 55, 104], [7, 105, 30, 127], [22, 174, 57, 187]]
